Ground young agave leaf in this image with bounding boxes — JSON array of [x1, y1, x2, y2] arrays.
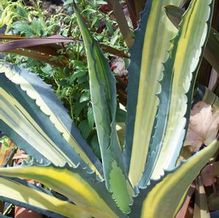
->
[[0, 164, 123, 218], [125, 0, 181, 187], [139, 48, 174, 187], [130, 140, 219, 218], [0, 63, 103, 178], [0, 177, 106, 218], [152, 0, 215, 179], [73, 3, 132, 213]]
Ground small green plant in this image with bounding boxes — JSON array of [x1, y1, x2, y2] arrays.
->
[[0, 0, 218, 218]]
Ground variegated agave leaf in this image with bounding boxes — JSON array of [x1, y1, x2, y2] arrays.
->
[[73, 2, 133, 213], [0, 176, 110, 218], [0, 164, 124, 218], [165, 5, 219, 75], [124, 0, 182, 187], [151, 0, 214, 179], [130, 140, 219, 218], [0, 63, 103, 178]]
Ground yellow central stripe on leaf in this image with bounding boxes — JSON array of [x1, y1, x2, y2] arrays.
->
[[128, 0, 180, 186], [0, 166, 116, 217], [139, 140, 219, 218], [0, 177, 110, 218], [73, 5, 132, 213], [1, 65, 102, 179], [152, 0, 213, 179]]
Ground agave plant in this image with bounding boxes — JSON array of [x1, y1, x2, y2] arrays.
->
[[0, 0, 218, 217]]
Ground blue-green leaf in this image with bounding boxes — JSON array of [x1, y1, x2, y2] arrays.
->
[[0, 63, 103, 178], [152, 0, 215, 179], [130, 140, 219, 218], [124, 0, 181, 187], [0, 176, 106, 218], [0, 164, 124, 218], [73, 3, 132, 213]]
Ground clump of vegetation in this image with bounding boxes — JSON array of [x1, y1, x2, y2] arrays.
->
[[0, 0, 218, 218]]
